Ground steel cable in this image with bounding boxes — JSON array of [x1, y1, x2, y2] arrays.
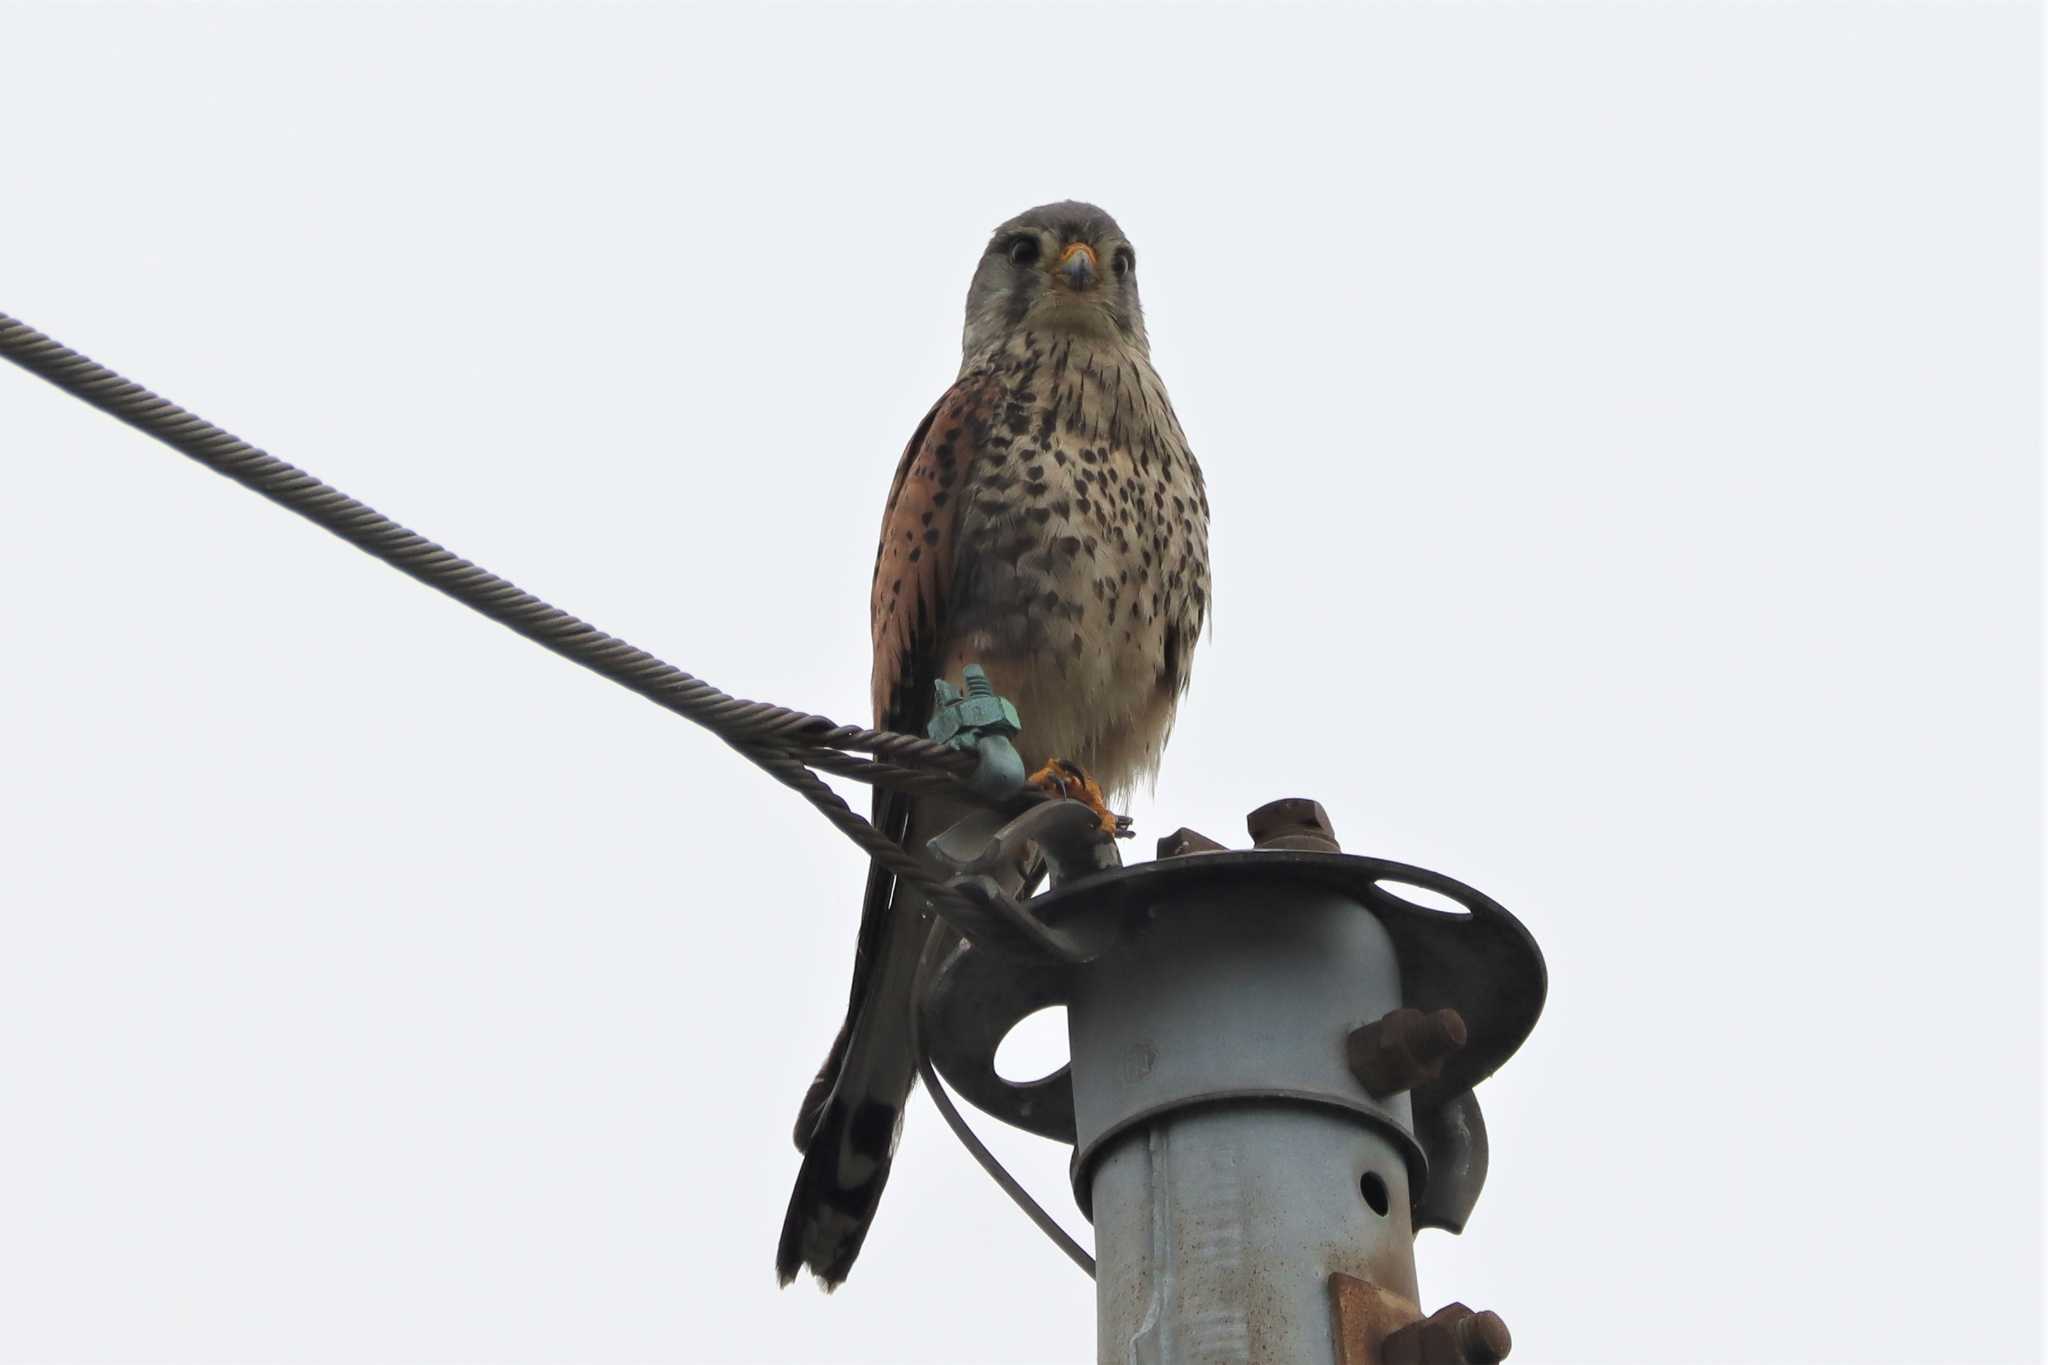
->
[[0, 310, 982, 901], [1, 307, 1095, 1275]]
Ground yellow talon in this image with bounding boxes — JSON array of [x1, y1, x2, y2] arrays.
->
[[1028, 758, 1122, 836]]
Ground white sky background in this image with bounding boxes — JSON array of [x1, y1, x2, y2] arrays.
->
[[1, 2, 2039, 1362]]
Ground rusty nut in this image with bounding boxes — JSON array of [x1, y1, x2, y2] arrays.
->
[[1246, 797, 1340, 852], [1380, 1302, 1512, 1365], [1346, 1007, 1468, 1096], [1156, 827, 1226, 858]]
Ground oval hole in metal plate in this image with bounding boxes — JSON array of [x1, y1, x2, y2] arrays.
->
[[1373, 878, 1471, 916], [995, 1004, 1071, 1086]]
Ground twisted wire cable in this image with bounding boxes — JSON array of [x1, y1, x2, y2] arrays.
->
[[1, 308, 1100, 1271], [0, 310, 979, 898]]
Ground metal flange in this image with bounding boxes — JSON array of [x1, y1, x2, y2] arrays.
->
[[921, 840, 1545, 1232]]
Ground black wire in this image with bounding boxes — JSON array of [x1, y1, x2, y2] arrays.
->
[[909, 920, 1097, 1280]]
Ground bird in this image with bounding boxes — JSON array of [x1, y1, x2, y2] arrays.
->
[[778, 201, 1211, 1289]]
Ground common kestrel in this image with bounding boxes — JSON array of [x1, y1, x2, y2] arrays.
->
[[779, 202, 1211, 1288]]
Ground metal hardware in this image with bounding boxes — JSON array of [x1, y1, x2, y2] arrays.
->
[[1156, 826, 1226, 858], [927, 664, 1027, 801], [917, 798, 1546, 1362], [1347, 1008, 1470, 1097], [1377, 1303, 1513, 1364]]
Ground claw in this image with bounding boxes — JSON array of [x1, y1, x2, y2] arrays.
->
[[1028, 758, 1124, 836]]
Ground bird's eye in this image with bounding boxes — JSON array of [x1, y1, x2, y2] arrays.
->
[[1007, 236, 1041, 267], [1112, 247, 1135, 278]]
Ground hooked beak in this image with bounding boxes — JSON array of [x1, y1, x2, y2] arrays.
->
[[1057, 242, 1098, 291]]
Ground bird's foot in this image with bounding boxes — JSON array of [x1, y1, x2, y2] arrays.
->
[[1028, 758, 1130, 838]]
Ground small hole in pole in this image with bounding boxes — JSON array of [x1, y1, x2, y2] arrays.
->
[[1360, 1171, 1390, 1216]]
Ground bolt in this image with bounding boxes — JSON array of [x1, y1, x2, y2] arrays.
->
[[1246, 797, 1339, 852], [1157, 827, 1226, 858], [1346, 1007, 1469, 1096], [963, 663, 996, 698], [1380, 1303, 1512, 1364], [1458, 1312, 1512, 1363]]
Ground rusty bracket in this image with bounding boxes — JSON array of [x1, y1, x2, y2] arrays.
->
[[1330, 1272, 1423, 1365]]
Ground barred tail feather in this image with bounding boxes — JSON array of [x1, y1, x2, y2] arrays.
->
[[779, 795, 924, 1289], [776, 1085, 908, 1289]]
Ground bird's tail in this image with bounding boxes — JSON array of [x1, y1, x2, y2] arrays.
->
[[778, 797, 932, 1290]]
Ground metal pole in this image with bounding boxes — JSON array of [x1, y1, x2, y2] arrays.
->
[[922, 798, 1544, 1365]]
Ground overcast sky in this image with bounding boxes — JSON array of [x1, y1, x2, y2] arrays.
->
[[2, 3, 2039, 1362]]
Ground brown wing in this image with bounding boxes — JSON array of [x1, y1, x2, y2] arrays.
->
[[789, 375, 996, 1152], [870, 374, 997, 732]]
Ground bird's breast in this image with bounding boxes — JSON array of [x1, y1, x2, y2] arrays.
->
[[943, 332, 1211, 792]]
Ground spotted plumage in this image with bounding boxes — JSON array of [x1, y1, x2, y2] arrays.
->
[[780, 202, 1210, 1290]]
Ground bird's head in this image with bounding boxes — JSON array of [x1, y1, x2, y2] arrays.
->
[[962, 201, 1147, 365]]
